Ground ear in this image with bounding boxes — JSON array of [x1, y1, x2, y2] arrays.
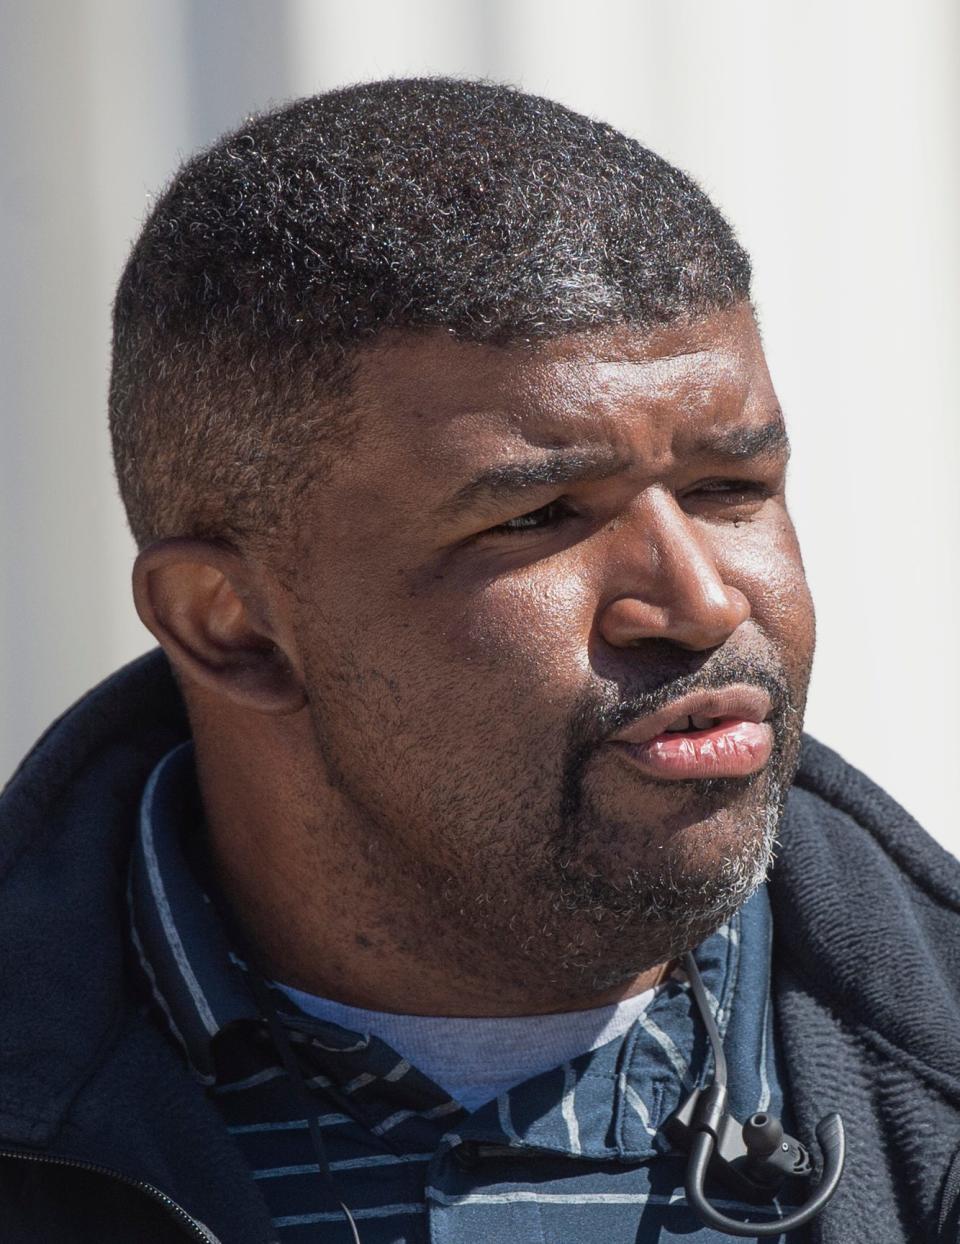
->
[[132, 538, 307, 714]]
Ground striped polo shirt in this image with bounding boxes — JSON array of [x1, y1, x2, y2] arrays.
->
[[128, 741, 801, 1243]]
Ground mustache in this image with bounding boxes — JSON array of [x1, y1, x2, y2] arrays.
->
[[569, 653, 791, 751], [556, 652, 795, 818]]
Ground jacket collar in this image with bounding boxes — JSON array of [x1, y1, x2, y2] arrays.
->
[[772, 735, 960, 1111], [0, 650, 189, 1146]]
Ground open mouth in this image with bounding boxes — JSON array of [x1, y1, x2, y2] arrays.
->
[[611, 716, 774, 780], [661, 714, 729, 734]]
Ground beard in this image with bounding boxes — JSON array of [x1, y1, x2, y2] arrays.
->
[[303, 635, 809, 1009], [513, 651, 800, 993], [522, 766, 791, 995], [415, 649, 806, 1003]]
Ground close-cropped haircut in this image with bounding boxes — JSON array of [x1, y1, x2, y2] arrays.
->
[[109, 76, 751, 553]]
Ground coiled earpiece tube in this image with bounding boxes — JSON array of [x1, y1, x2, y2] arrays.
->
[[680, 952, 846, 1237], [685, 1112, 845, 1236]]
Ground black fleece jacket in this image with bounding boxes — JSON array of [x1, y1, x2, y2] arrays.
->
[[1, 650, 959, 1243]]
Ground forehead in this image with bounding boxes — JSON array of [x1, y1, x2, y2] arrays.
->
[[344, 303, 776, 481]]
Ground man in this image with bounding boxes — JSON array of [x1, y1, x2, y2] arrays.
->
[[1, 77, 958, 1244]]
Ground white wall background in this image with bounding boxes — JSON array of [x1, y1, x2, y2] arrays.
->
[[2, 0, 957, 853]]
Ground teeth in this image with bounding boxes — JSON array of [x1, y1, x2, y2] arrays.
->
[[663, 713, 718, 733]]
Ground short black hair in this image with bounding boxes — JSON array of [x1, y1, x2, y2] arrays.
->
[[109, 76, 751, 551]]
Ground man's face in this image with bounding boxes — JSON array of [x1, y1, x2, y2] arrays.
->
[[284, 302, 814, 998]]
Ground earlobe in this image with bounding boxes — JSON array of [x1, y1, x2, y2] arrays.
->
[[132, 538, 307, 715]]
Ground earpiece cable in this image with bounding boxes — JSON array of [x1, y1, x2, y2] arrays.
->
[[682, 950, 728, 1090]]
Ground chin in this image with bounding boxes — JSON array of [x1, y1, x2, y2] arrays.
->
[[536, 858, 771, 997], [524, 797, 779, 984]]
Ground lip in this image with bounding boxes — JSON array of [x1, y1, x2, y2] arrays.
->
[[609, 685, 773, 747], [606, 685, 775, 781]]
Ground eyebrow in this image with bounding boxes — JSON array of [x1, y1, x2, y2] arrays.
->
[[436, 415, 790, 521]]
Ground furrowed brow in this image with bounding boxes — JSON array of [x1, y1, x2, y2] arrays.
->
[[694, 415, 791, 462], [435, 446, 629, 521], [435, 416, 789, 523]]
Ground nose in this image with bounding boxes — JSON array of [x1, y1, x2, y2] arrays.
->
[[597, 490, 751, 652]]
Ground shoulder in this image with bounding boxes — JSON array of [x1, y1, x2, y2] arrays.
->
[[0, 649, 186, 880], [784, 732, 960, 912], [770, 736, 960, 1244], [770, 733, 960, 1092]]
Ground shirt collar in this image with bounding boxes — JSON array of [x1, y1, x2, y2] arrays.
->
[[128, 741, 258, 1082], [127, 742, 471, 1108], [439, 904, 752, 1164]]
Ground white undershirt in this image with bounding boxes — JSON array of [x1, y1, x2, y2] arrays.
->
[[274, 981, 661, 1111]]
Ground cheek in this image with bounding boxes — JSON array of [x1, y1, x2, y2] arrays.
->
[[723, 514, 816, 668], [434, 567, 598, 706], [299, 566, 593, 772], [295, 571, 592, 859]]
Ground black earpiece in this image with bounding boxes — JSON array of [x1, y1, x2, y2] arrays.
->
[[666, 952, 846, 1237]]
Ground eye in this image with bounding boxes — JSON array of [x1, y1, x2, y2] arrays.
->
[[487, 497, 578, 536], [685, 480, 773, 509]]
